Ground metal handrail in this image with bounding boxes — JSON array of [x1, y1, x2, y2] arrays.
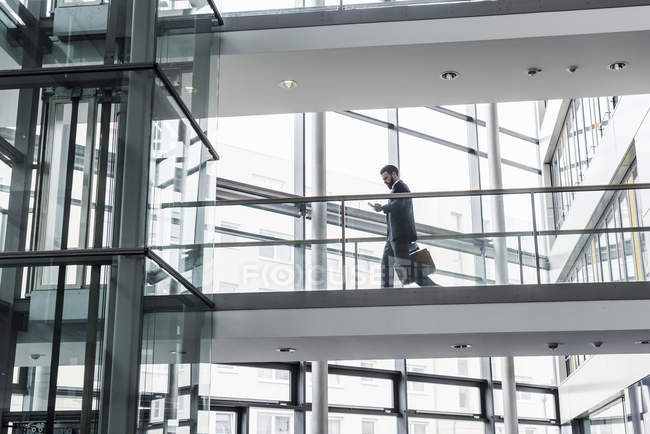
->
[[159, 182, 650, 208], [153, 182, 650, 288]]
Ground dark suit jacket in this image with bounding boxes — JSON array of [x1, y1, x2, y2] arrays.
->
[[381, 179, 417, 242]]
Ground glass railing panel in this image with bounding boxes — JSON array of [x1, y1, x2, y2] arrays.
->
[[148, 75, 218, 293], [217, 0, 493, 14], [155, 0, 221, 123], [217, 0, 338, 14], [211, 184, 650, 291], [345, 0, 490, 4], [158, 0, 214, 17]]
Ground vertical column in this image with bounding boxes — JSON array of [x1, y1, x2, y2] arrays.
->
[[481, 358, 496, 434], [388, 108, 399, 167], [486, 103, 519, 434], [626, 383, 643, 434], [294, 113, 306, 291], [395, 359, 409, 434], [99, 69, 154, 434], [311, 112, 328, 434], [467, 105, 487, 283]]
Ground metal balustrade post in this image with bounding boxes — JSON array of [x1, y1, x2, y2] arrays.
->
[[354, 242, 359, 289], [341, 200, 347, 290], [531, 192, 542, 284], [517, 236, 524, 284]]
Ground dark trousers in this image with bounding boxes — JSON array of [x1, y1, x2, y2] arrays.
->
[[381, 240, 437, 288]]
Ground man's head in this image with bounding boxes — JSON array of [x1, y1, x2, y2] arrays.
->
[[380, 165, 399, 189]]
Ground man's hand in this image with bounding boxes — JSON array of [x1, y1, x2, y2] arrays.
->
[[369, 202, 383, 212]]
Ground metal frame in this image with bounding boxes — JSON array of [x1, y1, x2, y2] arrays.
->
[[215, 0, 650, 32], [160, 182, 649, 287], [175, 359, 561, 434], [339, 110, 541, 175]]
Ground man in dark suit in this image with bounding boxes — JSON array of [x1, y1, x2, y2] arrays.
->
[[370, 165, 437, 288]]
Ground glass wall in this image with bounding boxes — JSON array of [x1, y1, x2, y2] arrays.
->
[[214, 103, 545, 292], [216, 0, 486, 14], [550, 97, 618, 229], [563, 167, 647, 284], [0, 0, 220, 429], [133, 355, 560, 434]]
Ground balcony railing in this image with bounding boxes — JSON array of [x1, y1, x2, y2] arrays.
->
[[217, 0, 494, 16], [153, 183, 650, 293]]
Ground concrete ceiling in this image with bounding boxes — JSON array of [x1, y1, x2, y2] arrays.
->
[[217, 6, 650, 117]]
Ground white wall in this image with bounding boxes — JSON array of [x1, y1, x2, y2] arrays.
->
[[559, 354, 650, 423]]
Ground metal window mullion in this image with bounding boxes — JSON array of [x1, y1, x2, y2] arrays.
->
[[395, 359, 408, 434], [80, 265, 102, 434], [44, 265, 69, 434], [293, 362, 306, 434], [467, 104, 487, 283], [93, 98, 113, 250], [293, 113, 306, 291], [481, 358, 496, 434], [76, 99, 99, 285], [45, 97, 80, 433]]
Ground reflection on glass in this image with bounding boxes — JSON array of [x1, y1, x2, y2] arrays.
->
[[496, 423, 560, 434], [493, 389, 556, 419], [491, 357, 557, 386], [306, 412, 397, 434], [409, 418, 485, 434], [408, 383, 481, 414], [306, 373, 393, 408], [250, 408, 294, 434], [407, 358, 484, 379], [207, 365, 291, 402], [589, 400, 627, 434], [148, 77, 217, 292]]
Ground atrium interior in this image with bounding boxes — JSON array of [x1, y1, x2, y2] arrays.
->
[[2, 1, 650, 434]]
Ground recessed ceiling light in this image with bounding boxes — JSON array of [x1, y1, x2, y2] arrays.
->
[[276, 347, 297, 353], [609, 61, 628, 71], [440, 71, 460, 81], [566, 65, 579, 74], [635, 340, 650, 345], [527, 67, 542, 77], [279, 80, 298, 89], [451, 344, 472, 350]]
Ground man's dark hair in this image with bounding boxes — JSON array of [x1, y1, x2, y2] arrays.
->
[[380, 165, 399, 176]]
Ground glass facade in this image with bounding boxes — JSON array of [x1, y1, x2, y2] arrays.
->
[[216, 0, 492, 15], [563, 167, 647, 284], [550, 97, 618, 229], [0, 0, 647, 432], [214, 104, 545, 292], [132, 356, 560, 434]]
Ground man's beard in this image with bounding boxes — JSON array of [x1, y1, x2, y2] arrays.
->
[[386, 179, 395, 189]]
